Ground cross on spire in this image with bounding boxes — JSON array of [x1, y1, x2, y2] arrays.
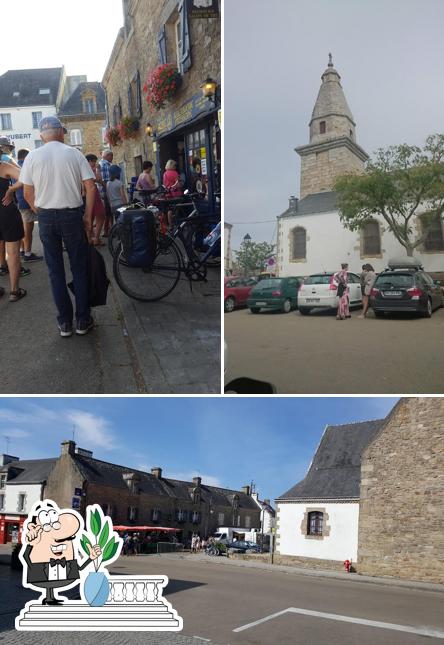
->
[[328, 52, 333, 67]]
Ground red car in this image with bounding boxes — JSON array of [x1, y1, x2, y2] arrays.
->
[[224, 276, 257, 312]]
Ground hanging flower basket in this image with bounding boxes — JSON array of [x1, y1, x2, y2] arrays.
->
[[143, 64, 182, 111], [118, 115, 140, 140], [104, 127, 122, 147]]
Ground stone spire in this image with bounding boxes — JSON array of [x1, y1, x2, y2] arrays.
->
[[295, 56, 369, 199]]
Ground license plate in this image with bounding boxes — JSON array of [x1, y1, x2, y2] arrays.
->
[[384, 291, 402, 296], [255, 301, 267, 306], [306, 298, 320, 303]]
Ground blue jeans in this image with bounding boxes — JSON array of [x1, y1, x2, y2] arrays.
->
[[38, 208, 90, 325]]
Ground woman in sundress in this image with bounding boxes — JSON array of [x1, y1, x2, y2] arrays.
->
[[334, 262, 350, 320]]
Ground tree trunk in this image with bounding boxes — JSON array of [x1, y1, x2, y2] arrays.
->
[[405, 244, 414, 257]]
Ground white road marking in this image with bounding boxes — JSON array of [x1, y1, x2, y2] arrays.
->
[[193, 637, 212, 642], [233, 606, 444, 640]]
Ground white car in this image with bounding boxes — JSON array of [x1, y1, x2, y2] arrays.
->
[[298, 272, 363, 315]]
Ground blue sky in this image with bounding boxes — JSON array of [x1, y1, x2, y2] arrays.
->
[[0, 397, 398, 502]]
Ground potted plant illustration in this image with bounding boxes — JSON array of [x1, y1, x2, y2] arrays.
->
[[80, 506, 121, 607], [104, 126, 122, 147], [118, 115, 140, 140], [143, 64, 182, 111]]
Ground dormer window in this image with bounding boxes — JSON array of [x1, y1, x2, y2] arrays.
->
[[39, 88, 50, 95], [232, 494, 239, 510], [192, 487, 200, 504], [82, 94, 97, 114], [320, 121, 326, 134]]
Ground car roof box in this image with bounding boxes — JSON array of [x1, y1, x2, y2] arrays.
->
[[387, 257, 423, 270]]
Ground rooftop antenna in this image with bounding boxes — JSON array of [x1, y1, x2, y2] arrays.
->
[[72, 425, 75, 442], [3, 435, 10, 454], [250, 480, 256, 494]]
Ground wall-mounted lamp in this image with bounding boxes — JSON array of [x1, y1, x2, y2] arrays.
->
[[145, 122, 155, 137], [201, 77, 218, 106]]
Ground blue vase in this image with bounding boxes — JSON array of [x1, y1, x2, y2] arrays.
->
[[83, 571, 110, 607]]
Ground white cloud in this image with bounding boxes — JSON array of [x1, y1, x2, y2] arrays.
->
[[137, 463, 150, 473], [0, 429, 30, 439], [65, 410, 116, 449], [168, 471, 222, 488]]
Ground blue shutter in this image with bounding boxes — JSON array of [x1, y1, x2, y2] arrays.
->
[[179, 0, 191, 73], [127, 84, 132, 115], [158, 26, 167, 64], [136, 70, 142, 117]]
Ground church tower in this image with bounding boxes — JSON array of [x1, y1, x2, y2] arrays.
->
[[296, 55, 369, 199]]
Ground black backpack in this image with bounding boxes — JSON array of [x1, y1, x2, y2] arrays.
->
[[68, 244, 110, 307]]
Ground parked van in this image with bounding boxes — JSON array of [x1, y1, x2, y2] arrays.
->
[[247, 276, 303, 313]]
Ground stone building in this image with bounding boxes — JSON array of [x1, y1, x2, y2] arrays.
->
[[58, 81, 106, 156], [275, 398, 444, 582], [102, 0, 221, 209], [277, 56, 444, 275], [43, 440, 260, 543], [0, 454, 56, 544], [358, 398, 444, 583]]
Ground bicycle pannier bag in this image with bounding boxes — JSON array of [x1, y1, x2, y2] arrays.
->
[[119, 209, 157, 268]]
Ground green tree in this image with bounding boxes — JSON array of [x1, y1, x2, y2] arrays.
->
[[334, 134, 444, 256], [234, 240, 275, 274]]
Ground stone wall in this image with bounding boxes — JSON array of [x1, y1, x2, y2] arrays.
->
[[230, 552, 344, 571], [62, 114, 106, 156], [358, 398, 444, 583], [299, 145, 364, 198], [102, 0, 220, 181]]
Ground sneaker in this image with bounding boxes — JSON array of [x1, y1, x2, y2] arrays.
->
[[76, 317, 94, 335], [58, 322, 73, 338], [0, 264, 8, 276], [20, 266, 31, 277], [23, 253, 43, 262]]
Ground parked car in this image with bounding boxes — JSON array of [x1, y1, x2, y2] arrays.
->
[[224, 276, 257, 312], [226, 540, 262, 554], [247, 276, 303, 313], [369, 259, 443, 317], [298, 271, 363, 315]]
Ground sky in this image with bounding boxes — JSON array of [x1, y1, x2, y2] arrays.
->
[[225, 0, 444, 250], [0, 397, 398, 503], [0, 0, 123, 81]]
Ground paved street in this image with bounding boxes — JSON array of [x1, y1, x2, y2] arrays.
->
[[0, 227, 220, 394], [224, 306, 444, 393], [1, 553, 443, 644]]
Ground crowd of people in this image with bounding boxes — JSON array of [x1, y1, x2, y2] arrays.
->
[[333, 262, 376, 320], [0, 115, 206, 337]]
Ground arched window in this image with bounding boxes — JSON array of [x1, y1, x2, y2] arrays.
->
[[307, 511, 323, 536], [362, 220, 381, 256], [423, 215, 444, 251], [69, 129, 82, 146], [291, 227, 306, 260], [320, 121, 326, 134]]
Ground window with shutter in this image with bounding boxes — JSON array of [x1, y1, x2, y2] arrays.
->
[[158, 26, 167, 64], [69, 129, 82, 146], [423, 215, 444, 251], [136, 70, 142, 117], [362, 220, 381, 255], [291, 227, 306, 260], [178, 0, 191, 73]]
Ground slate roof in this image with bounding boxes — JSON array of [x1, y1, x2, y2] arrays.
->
[[277, 419, 385, 501], [0, 68, 63, 108], [58, 82, 106, 116], [73, 455, 258, 510], [279, 191, 338, 219], [1, 458, 57, 484]]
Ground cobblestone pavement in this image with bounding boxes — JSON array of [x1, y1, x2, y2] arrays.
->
[[0, 228, 220, 394]]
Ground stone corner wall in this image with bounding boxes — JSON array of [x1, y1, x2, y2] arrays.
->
[[358, 398, 444, 583]]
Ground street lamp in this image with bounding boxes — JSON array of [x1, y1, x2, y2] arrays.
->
[[145, 122, 154, 137], [201, 77, 218, 106], [243, 233, 252, 243]]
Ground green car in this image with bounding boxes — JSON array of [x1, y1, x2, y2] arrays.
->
[[247, 277, 303, 313]]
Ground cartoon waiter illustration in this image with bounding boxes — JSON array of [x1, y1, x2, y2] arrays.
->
[[21, 500, 101, 605]]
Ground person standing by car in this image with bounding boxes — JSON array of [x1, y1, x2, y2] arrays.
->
[[358, 264, 376, 319], [334, 262, 350, 320]]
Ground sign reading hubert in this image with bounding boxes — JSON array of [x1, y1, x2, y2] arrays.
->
[[187, 0, 219, 19]]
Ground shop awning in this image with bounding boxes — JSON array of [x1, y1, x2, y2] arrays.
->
[[113, 525, 181, 532]]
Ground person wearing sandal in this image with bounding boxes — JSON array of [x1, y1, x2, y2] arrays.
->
[[20, 116, 96, 337], [85, 154, 106, 246], [0, 159, 27, 303]]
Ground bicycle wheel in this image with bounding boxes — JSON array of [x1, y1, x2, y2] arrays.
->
[[184, 220, 221, 268], [108, 224, 121, 257], [113, 237, 182, 302]]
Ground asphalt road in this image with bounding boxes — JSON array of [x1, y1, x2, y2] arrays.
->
[[0, 226, 220, 394], [2, 554, 443, 644], [224, 305, 444, 393]]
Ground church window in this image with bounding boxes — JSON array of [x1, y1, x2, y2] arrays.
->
[[307, 511, 323, 536], [291, 227, 306, 260], [320, 121, 326, 134], [362, 220, 381, 256], [423, 215, 444, 252]]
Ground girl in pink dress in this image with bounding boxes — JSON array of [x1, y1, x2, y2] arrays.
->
[[334, 263, 350, 320]]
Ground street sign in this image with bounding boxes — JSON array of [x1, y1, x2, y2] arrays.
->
[[72, 497, 81, 509], [74, 488, 83, 497]]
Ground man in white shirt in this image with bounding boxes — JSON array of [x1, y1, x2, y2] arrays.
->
[[20, 116, 96, 337]]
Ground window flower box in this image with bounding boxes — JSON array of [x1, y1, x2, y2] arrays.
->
[[143, 64, 182, 111]]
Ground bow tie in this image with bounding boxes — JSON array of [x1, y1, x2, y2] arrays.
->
[[49, 557, 67, 568]]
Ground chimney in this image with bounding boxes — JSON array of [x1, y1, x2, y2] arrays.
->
[[263, 499, 271, 506], [61, 440, 76, 456], [242, 485, 251, 496], [193, 476, 201, 487], [151, 467, 162, 479], [0, 454, 19, 466], [289, 196, 298, 210]]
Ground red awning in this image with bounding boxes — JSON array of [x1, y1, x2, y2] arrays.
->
[[113, 525, 181, 532]]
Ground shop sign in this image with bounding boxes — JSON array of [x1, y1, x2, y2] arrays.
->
[[156, 93, 213, 137], [6, 133, 32, 141], [187, 0, 219, 18]]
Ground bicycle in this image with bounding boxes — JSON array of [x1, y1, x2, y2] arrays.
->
[[112, 195, 220, 302]]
